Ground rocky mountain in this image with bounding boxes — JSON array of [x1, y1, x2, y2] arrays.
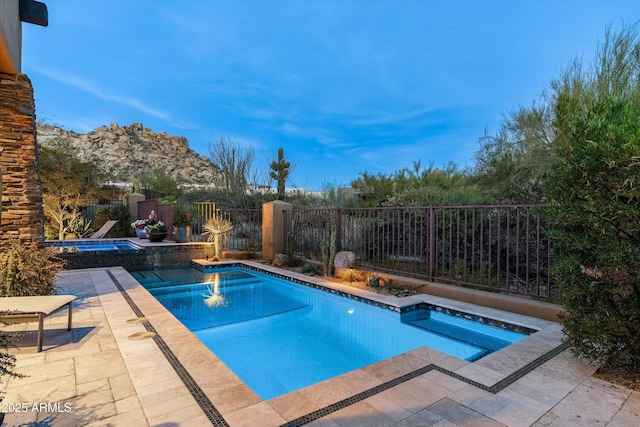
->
[[36, 122, 219, 184]]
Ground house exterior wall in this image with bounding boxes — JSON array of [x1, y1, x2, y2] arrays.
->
[[0, 0, 21, 74]]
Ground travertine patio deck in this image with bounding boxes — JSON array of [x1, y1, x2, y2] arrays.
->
[[1, 264, 638, 426]]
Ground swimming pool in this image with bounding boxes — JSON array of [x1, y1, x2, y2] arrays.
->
[[48, 239, 144, 253], [136, 266, 530, 400]]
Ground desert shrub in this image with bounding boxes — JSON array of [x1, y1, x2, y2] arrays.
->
[[383, 185, 479, 207], [44, 222, 57, 240], [336, 268, 366, 283], [0, 330, 23, 379], [545, 95, 640, 370], [95, 204, 131, 237], [0, 240, 65, 297]]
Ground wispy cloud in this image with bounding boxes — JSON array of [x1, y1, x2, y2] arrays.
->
[[33, 67, 171, 121], [349, 107, 443, 127]]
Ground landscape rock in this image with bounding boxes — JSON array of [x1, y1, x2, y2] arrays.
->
[[334, 251, 355, 269], [301, 263, 319, 275], [272, 253, 290, 268], [367, 275, 382, 288]]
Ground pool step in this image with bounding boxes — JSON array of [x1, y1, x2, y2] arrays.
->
[[192, 304, 313, 333], [133, 268, 264, 290], [402, 311, 511, 352], [131, 271, 171, 288], [145, 278, 262, 293], [149, 280, 259, 295]]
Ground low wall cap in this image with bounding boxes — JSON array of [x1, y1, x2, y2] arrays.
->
[[264, 200, 291, 205]]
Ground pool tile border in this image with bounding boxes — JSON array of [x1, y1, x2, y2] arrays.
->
[[105, 270, 230, 427]]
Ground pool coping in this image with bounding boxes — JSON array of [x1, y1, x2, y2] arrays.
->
[[100, 260, 566, 426]]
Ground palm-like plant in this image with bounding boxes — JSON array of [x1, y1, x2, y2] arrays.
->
[[202, 217, 234, 261], [66, 215, 93, 238]]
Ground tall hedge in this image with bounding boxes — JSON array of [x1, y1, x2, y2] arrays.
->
[[544, 94, 640, 369]]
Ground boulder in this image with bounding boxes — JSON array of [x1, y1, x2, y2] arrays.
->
[[367, 276, 381, 288], [301, 263, 319, 275], [334, 251, 355, 269], [272, 253, 290, 268]]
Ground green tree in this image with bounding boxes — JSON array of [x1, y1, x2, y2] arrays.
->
[[350, 171, 395, 207], [384, 162, 477, 206], [472, 102, 555, 204], [0, 331, 22, 379], [351, 161, 477, 207], [133, 168, 183, 198], [39, 142, 109, 239], [544, 24, 640, 371], [316, 183, 361, 208]]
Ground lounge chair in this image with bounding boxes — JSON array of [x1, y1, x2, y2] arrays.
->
[[0, 295, 76, 352], [90, 220, 118, 238]]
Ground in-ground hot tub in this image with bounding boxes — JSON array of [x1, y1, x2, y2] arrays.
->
[[48, 239, 144, 253]]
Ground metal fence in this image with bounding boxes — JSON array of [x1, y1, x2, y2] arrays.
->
[[136, 199, 262, 250], [217, 208, 263, 252], [283, 205, 558, 301], [81, 200, 124, 226]]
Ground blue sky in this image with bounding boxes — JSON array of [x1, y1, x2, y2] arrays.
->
[[22, 0, 638, 190]]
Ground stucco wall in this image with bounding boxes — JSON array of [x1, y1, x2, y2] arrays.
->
[[0, 0, 21, 74], [0, 72, 44, 245]]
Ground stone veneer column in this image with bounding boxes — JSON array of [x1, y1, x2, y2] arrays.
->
[[0, 72, 44, 246]]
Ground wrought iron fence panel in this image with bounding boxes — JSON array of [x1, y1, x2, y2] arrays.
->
[[284, 208, 336, 258], [216, 208, 262, 251], [428, 206, 554, 299], [183, 202, 217, 241], [286, 205, 557, 301]]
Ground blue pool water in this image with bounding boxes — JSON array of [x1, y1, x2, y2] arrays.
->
[[136, 266, 528, 400], [49, 239, 143, 253]]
